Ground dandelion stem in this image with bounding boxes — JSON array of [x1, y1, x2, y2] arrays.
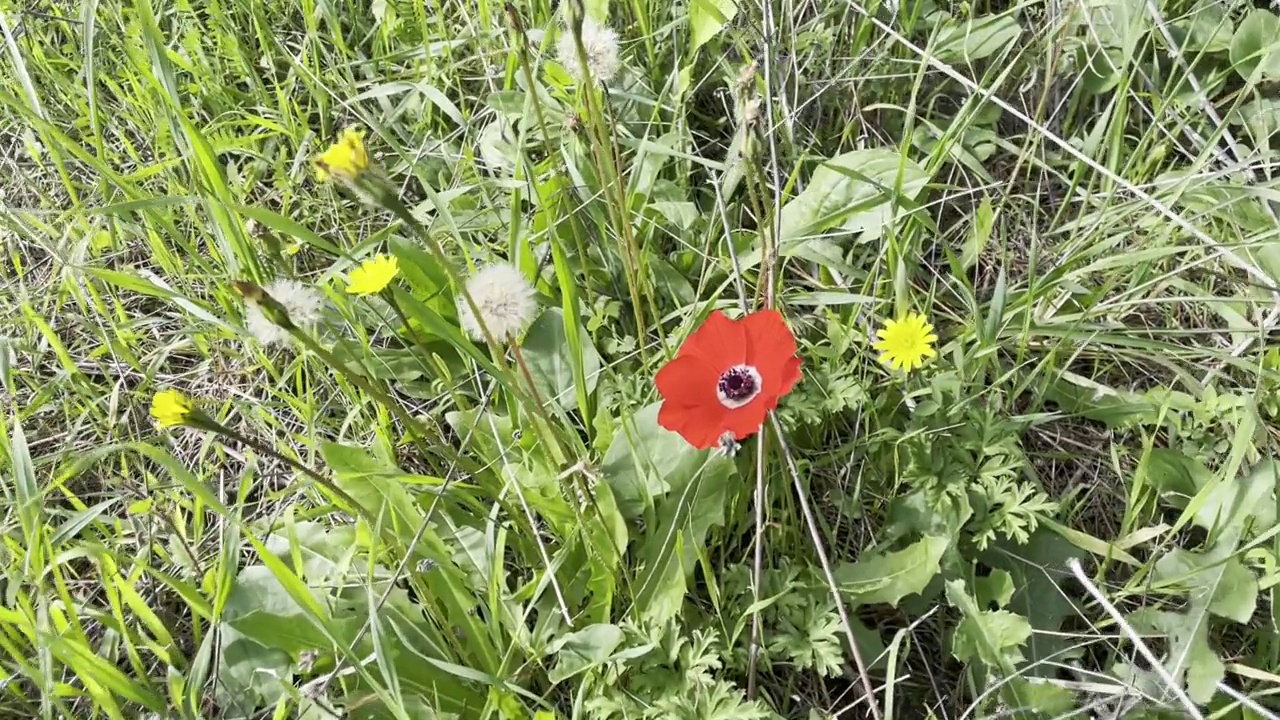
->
[[286, 323, 476, 474], [202, 420, 371, 525]]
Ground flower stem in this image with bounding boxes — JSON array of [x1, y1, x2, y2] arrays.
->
[[202, 419, 370, 523]]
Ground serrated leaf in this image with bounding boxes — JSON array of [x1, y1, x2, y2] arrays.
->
[[1122, 608, 1224, 704], [946, 579, 1032, 669], [980, 531, 1081, 674], [836, 535, 948, 607], [975, 569, 1015, 609], [1154, 547, 1257, 624], [1192, 458, 1276, 533]]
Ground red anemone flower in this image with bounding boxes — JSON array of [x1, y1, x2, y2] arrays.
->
[[655, 309, 802, 450]]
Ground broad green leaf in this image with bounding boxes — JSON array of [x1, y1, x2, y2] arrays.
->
[[1073, 0, 1146, 93], [1230, 9, 1280, 81], [946, 580, 1031, 669], [223, 566, 330, 652], [1155, 548, 1257, 624], [836, 535, 948, 607], [1001, 677, 1077, 716], [633, 452, 733, 623], [689, 0, 737, 52], [215, 633, 292, 713], [884, 489, 973, 542], [932, 13, 1022, 62], [1145, 448, 1210, 506], [1121, 609, 1224, 704], [521, 307, 601, 412], [600, 402, 693, 517], [1191, 458, 1276, 533], [961, 195, 994, 269], [547, 623, 624, 683], [1234, 97, 1280, 145], [1176, 0, 1233, 52], [980, 531, 1081, 674], [777, 149, 929, 245], [975, 570, 1015, 609]]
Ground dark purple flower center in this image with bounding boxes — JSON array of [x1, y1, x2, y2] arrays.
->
[[718, 367, 757, 401]]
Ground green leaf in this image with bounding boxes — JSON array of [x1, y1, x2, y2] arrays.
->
[[1233, 97, 1280, 146], [980, 531, 1081, 674], [521, 307, 601, 412], [223, 566, 331, 653], [547, 623, 624, 683], [1072, 0, 1147, 93], [1154, 548, 1257, 624], [633, 453, 734, 623], [1191, 458, 1277, 533], [215, 633, 292, 713], [1145, 448, 1210, 507], [975, 570, 1015, 609], [1000, 677, 1077, 716], [600, 402, 694, 518], [777, 150, 929, 246], [961, 195, 994, 269], [1230, 9, 1280, 81], [1121, 609, 1224, 704], [1176, 0, 1233, 52], [932, 13, 1022, 62], [946, 580, 1031, 669], [836, 535, 948, 607], [689, 0, 737, 52]]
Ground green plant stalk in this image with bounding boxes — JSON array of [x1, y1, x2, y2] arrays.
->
[[196, 416, 374, 526], [563, 0, 653, 362], [358, 175, 570, 466]]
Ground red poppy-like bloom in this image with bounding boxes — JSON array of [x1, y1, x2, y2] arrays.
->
[[655, 309, 803, 449]]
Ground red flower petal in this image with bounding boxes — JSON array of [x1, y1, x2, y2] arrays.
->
[[742, 310, 801, 399], [655, 354, 719, 408], [659, 401, 727, 449], [677, 310, 745, 371], [723, 400, 769, 441]]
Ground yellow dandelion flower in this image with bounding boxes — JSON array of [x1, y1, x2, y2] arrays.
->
[[315, 128, 369, 182], [873, 312, 937, 372], [346, 254, 399, 295], [151, 389, 194, 428]]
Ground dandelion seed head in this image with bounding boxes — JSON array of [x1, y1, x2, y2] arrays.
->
[[457, 264, 537, 343], [556, 18, 621, 84], [246, 279, 324, 347]]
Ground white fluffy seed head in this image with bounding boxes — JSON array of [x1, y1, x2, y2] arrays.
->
[[556, 18, 621, 84], [457, 264, 537, 343], [246, 278, 325, 347]]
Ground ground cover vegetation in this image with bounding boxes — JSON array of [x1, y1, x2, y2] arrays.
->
[[3, 0, 1280, 716]]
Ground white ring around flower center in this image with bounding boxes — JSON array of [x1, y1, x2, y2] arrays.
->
[[716, 364, 763, 409]]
